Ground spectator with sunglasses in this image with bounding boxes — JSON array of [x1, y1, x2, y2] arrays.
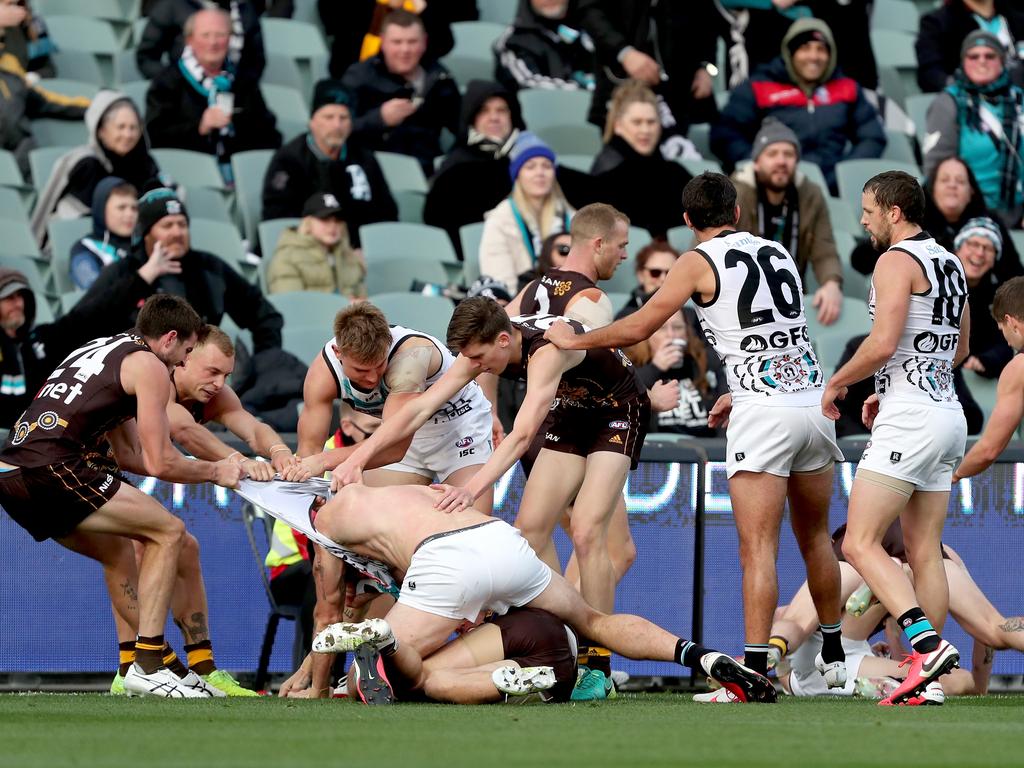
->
[[615, 241, 677, 319]]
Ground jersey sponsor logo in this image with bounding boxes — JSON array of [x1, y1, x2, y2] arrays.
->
[[455, 436, 474, 448], [458, 448, 476, 458], [608, 434, 623, 444], [608, 420, 629, 429], [890, 451, 902, 464], [99, 474, 114, 493], [913, 331, 958, 353], [735, 452, 745, 461], [740, 327, 811, 353], [544, 433, 560, 442], [740, 334, 769, 353]]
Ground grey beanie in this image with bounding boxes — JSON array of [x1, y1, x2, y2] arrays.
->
[[752, 118, 801, 161], [960, 30, 1004, 62]]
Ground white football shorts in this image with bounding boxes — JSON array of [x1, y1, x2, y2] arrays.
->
[[381, 400, 493, 482], [726, 402, 844, 479], [788, 634, 873, 697]]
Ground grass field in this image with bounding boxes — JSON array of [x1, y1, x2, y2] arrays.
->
[[1, 693, 1022, 768]]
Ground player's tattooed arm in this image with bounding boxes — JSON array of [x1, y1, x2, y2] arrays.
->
[[998, 617, 1024, 633], [384, 343, 435, 394]]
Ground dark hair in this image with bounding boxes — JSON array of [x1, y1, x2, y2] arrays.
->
[[682, 172, 737, 230], [992, 276, 1024, 322], [537, 232, 571, 274], [447, 297, 512, 350], [135, 294, 203, 340], [635, 241, 679, 272], [380, 8, 425, 35], [924, 156, 987, 218], [863, 171, 925, 225]]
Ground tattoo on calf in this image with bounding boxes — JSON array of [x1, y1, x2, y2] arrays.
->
[[120, 580, 138, 609], [174, 612, 210, 643]]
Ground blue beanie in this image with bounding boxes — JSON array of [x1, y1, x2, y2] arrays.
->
[[508, 131, 556, 181]]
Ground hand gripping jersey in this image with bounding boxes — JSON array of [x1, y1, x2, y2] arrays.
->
[[320, 325, 489, 423], [2, 333, 153, 468], [502, 314, 646, 409], [869, 233, 967, 408], [692, 231, 822, 406]]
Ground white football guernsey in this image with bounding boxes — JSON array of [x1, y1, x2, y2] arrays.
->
[[693, 230, 822, 406], [870, 232, 967, 409]]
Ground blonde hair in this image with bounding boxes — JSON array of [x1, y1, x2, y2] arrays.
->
[[603, 80, 659, 144], [195, 325, 234, 357], [333, 303, 391, 362], [511, 174, 570, 244]]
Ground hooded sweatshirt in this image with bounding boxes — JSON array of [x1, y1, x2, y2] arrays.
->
[[67, 177, 139, 291], [30, 90, 162, 245], [0, 269, 37, 426], [711, 17, 887, 190], [493, 1, 596, 93]]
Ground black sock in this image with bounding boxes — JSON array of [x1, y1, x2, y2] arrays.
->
[[819, 622, 845, 664], [675, 639, 712, 672], [744, 645, 770, 677], [897, 607, 940, 653], [134, 635, 165, 674]]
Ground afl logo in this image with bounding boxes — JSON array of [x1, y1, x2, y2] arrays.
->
[[914, 331, 939, 353], [740, 334, 769, 353], [608, 420, 629, 429], [37, 411, 60, 430], [455, 436, 474, 448]]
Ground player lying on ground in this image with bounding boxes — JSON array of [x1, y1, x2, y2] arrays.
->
[[302, 482, 776, 703]]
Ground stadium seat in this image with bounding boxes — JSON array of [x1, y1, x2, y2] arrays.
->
[[367, 292, 454, 341], [260, 18, 329, 85], [0, 214, 42, 260], [241, 502, 305, 691], [150, 148, 225, 189], [871, 30, 920, 105], [118, 80, 151, 114], [666, 225, 692, 253], [365, 257, 449, 295], [535, 123, 603, 158], [181, 185, 234, 225], [188, 218, 247, 272], [59, 289, 84, 317], [459, 222, 485, 285], [477, 0, 519, 24], [260, 83, 310, 144], [605, 291, 631, 314], [835, 159, 922, 219], [905, 92, 936, 148], [269, 290, 349, 329], [262, 54, 307, 99], [0, 256, 54, 322], [37, 79, 102, 101], [43, 16, 121, 86], [258, 217, 301, 260], [360, 222, 457, 264], [291, 0, 324, 32], [881, 129, 920, 167], [1011, 231, 1024, 259], [797, 161, 831, 196], [519, 89, 592, 133], [394, 189, 426, 224], [47, 217, 91, 295], [441, 21, 506, 86], [687, 123, 712, 159], [113, 50, 144, 86], [30, 118, 87, 148], [132, 16, 149, 47], [963, 369, 998, 421], [374, 151, 429, 194], [558, 153, 593, 173], [49, 50, 106, 88], [231, 149, 275, 247], [0, 187, 28, 221], [805, 297, 872, 373], [282, 322, 335, 365], [27, 146, 68, 196], [0, 149, 26, 189], [826, 195, 862, 238], [870, 0, 920, 33]]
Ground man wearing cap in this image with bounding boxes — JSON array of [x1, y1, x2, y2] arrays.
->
[[712, 17, 885, 193], [267, 193, 367, 297], [923, 30, 1024, 229], [341, 9, 461, 175], [82, 188, 284, 354], [956, 217, 1015, 378], [732, 117, 844, 326], [262, 78, 397, 248]]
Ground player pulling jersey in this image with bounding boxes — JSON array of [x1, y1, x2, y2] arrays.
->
[[693, 231, 842, 476]]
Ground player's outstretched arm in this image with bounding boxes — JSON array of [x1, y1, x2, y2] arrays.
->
[[433, 346, 583, 511], [126, 353, 242, 488], [954, 355, 1024, 480], [954, 300, 971, 368], [823, 251, 914, 419], [208, 387, 297, 475], [331, 357, 479, 489], [544, 251, 707, 351]]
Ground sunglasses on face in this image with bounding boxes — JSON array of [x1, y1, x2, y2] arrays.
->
[[966, 52, 1000, 61], [555, 244, 571, 256], [644, 268, 668, 278]]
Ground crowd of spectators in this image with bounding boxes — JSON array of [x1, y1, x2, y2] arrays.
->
[[2, 0, 1024, 442]]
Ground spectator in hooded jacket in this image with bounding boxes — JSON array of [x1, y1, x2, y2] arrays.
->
[[493, 0, 596, 93], [957, 217, 1015, 379], [68, 178, 139, 291], [589, 81, 690, 240], [261, 79, 397, 248], [711, 17, 886, 193], [423, 80, 523, 258], [30, 91, 163, 245], [916, 0, 1024, 92], [341, 9, 461, 175], [136, 0, 266, 82]]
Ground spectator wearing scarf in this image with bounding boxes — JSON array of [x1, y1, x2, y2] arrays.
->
[[145, 8, 280, 184], [924, 30, 1024, 228]]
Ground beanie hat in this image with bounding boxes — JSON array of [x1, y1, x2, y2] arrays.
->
[[508, 131, 556, 181], [954, 216, 1003, 258], [137, 187, 188, 238], [960, 30, 1004, 62], [752, 118, 801, 161], [311, 79, 353, 115], [787, 26, 831, 57]]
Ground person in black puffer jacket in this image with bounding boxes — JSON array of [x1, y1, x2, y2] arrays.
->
[[493, 0, 596, 93]]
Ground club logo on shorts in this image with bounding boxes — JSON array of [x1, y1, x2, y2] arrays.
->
[[455, 436, 474, 449], [609, 434, 623, 444], [608, 420, 629, 429], [890, 451, 902, 463], [735, 452, 745, 461]]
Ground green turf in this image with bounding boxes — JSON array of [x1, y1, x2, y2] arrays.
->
[[1, 693, 1021, 768]]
